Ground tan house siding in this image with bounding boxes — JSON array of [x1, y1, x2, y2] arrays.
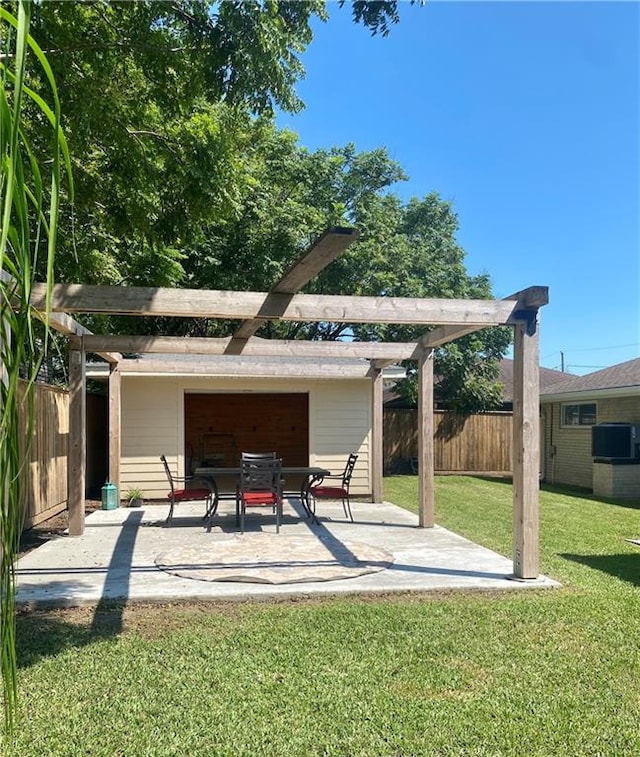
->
[[121, 377, 181, 498], [120, 375, 372, 500], [310, 380, 370, 496]]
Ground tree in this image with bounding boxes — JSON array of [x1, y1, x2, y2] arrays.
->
[[21, 0, 509, 410], [307, 188, 512, 413], [22, 1, 413, 287], [329, 191, 512, 413], [126, 127, 510, 412]]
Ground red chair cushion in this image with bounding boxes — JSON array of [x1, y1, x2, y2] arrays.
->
[[242, 492, 278, 506], [310, 486, 347, 498], [169, 488, 211, 501]]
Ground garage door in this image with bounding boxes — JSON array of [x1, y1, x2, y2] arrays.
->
[[184, 393, 309, 470]]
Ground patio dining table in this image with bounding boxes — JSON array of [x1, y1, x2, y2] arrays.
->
[[194, 465, 331, 524]]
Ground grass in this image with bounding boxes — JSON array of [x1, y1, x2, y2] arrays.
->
[[7, 476, 640, 756]]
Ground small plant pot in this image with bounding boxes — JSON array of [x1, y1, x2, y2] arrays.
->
[[129, 498, 143, 508]]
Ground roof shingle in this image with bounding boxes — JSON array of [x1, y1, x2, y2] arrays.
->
[[540, 357, 640, 396]]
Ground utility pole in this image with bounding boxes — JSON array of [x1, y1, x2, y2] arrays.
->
[[560, 351, 565, 372]]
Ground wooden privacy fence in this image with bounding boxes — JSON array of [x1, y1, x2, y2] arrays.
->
[[18, 380, 69, 527], [384, 408, 512, 474]]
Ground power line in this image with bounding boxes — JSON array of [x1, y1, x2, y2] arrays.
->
[[545, 342, 639, 358]]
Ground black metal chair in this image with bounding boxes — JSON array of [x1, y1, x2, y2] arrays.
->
[[160, 455, 215, 525], [240, 452, 277, 461], [308, 453, 358, 522], [236, 454, 283, 533]]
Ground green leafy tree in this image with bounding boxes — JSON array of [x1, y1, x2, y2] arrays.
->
[[22, 0, 508, 410], [24, 1, 412, 288], [307, 188, 512, 413], [140, 127, 511, 412]]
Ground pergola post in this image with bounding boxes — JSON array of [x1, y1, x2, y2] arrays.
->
[[108, 361, 121, 500], [68, 342, 86, 535], [371, 367, 384, 503], [418, 348, 435, 527], [512, 313, 540, 579]]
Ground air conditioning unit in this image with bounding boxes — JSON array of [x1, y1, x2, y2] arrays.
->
[[591, 423, 640, 460]]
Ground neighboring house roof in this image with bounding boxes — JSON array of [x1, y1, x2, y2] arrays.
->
[[383, 358, 567, 408], [498, 359, 567, 403], [540, 357, 640, 401]]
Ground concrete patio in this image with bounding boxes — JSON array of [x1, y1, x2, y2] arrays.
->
[[15, 498, 558, 608]]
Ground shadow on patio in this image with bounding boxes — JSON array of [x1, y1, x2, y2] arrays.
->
[[16, 497, 559, 609]]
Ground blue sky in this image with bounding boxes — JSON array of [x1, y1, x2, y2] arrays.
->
[[277, 1, 639, 375]]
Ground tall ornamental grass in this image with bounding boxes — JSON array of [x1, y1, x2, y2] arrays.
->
[[0, 0, 70, 738]]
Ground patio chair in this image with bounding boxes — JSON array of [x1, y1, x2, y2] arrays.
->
[[307, 453, 358, 522], [236, 454, 283, 533], [240, 451, 277, 461], [160, 455, 215, 525]]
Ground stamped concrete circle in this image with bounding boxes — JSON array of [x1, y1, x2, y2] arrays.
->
[[155, 532, 394, 585]]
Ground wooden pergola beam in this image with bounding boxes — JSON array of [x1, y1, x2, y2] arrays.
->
[[108, 363, 121, 499], [370, 358, 399, 370], [98, 357, 373, 378], [46, 314, 120, 364], [1, 270, 120, 363], [417, 349, 435, 527], [229, 227, 359, 350], [504, 285, 549, 309], [31, 283, 524, 326], [267, 228, 360, 293], [371, 367, 384, 503], [80, 334, 421, 361], [420, 286, 549, 348]]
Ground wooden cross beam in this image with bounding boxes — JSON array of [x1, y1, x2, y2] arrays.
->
[[1, 270, 120, 363], [105, 357, 374, 378], [77, 334, 421, 361], [419, 286, 549, 348], [227, 226, 359, 353], [30, 284, 527, 327]]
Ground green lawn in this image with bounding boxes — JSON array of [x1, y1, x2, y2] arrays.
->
[[7, 476, 640, 756]]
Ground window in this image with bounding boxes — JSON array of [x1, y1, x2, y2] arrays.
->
[[562, 403, 597, 427]]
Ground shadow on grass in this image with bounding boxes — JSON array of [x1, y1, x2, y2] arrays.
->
[[16, 510, 144, 668], [16, 603, 127, 670], [560, 552, 640, 587], [89, 509, 144, 636], [459, 475, 640, 512], [542, 484, 640, 511]]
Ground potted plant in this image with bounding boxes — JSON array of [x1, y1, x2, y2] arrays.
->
[[124, 487, 144, 507]]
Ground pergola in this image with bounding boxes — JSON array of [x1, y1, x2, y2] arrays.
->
[[30, 227, 548, 580]]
